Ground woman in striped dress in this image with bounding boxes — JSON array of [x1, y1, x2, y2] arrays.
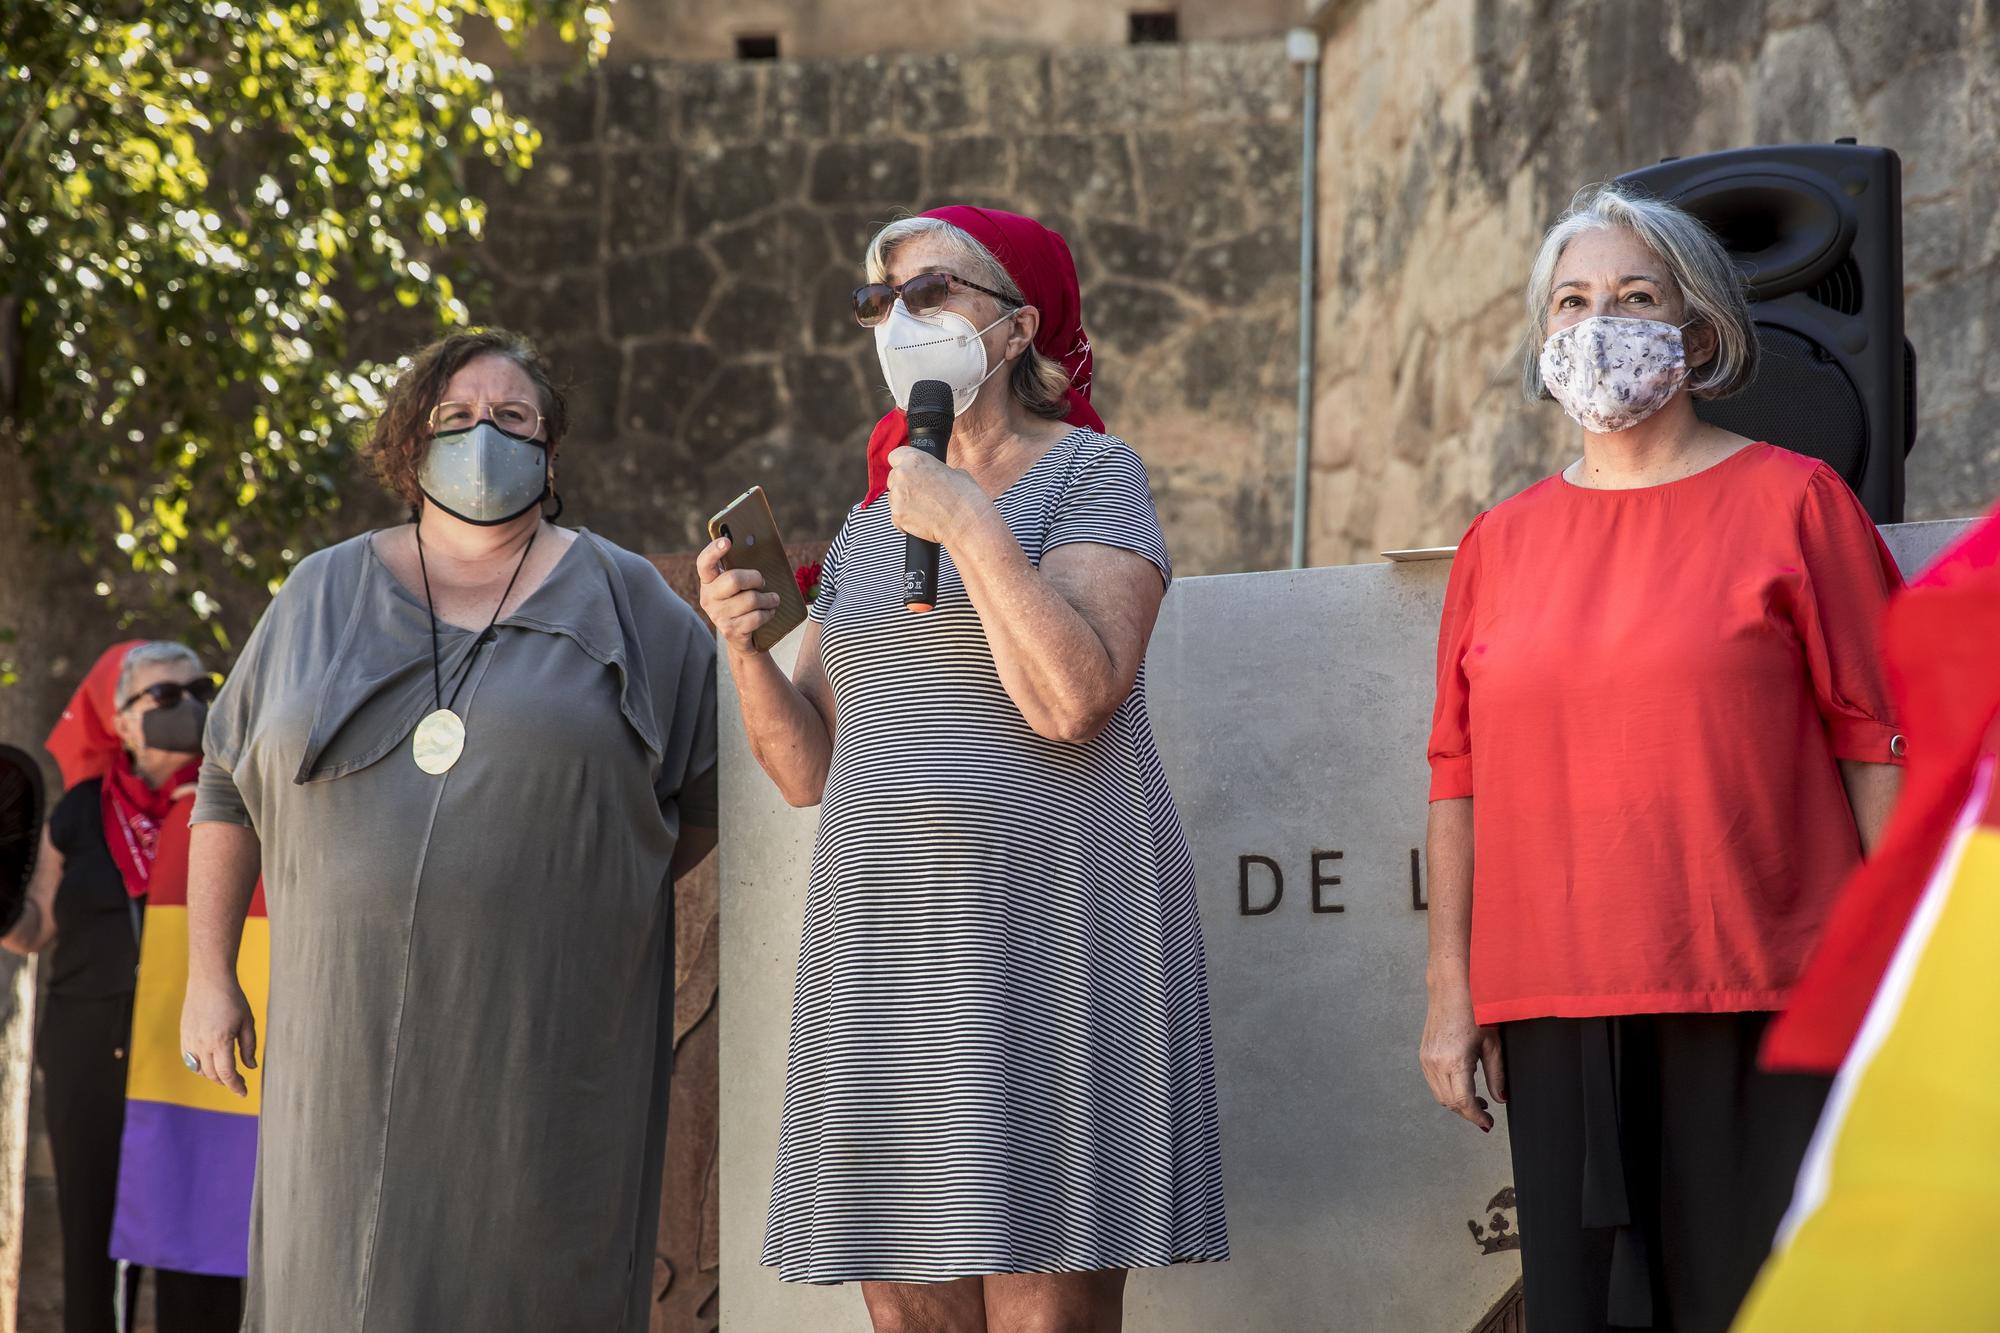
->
[[698, 206, 1229, 1331]]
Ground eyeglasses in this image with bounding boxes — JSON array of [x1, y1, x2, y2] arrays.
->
[[429, 399, 545, 438], [119, 677, 217, 712], [852, 272, 1018, 327]]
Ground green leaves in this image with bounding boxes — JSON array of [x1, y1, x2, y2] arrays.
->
[[0, 0, 608, 646]]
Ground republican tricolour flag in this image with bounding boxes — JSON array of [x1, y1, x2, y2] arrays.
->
[[1734, 753, 2000, 1330], [110, 801, 269, 1277]]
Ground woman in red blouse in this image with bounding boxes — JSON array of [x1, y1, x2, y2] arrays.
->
[[1419, 184, 1905, 1333]]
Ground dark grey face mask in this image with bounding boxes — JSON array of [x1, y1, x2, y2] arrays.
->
[[419, 421, 548, 525], [141, 698, 206, 755]]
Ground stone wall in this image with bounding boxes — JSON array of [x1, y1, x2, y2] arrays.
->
[[558, 0, 1306, 61], [468, 39, 1307, 573], [1305, 0, 2000, 563]]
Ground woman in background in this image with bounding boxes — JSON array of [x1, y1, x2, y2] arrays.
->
[[9, 640, 243, 1332]]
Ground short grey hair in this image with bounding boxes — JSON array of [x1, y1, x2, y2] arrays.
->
[[1521, 183, 1758, 402], [864, 216, 1074, 419], [115, 641, 203, 708]]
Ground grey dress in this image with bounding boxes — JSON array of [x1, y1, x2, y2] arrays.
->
[[193, 528, 718, 1333]]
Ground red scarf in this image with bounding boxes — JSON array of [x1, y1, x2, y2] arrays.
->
[[45, 641, 145, 791], [100, 759, 201, 900], [862, 205, 1105, 508]]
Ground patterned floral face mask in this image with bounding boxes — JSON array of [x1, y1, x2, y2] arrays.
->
[[1538, 314, 1692, 434]]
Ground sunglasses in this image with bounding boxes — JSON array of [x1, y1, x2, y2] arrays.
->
[[120, 677, 217, 712], [852, 272, 1018, 327]]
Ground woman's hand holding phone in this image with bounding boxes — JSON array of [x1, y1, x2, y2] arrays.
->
[[696, 536, 782, 655]]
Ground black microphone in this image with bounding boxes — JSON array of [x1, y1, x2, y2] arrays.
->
[[903, 379, 955, 613]]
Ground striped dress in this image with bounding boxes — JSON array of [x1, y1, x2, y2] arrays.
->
[[761, 428, 1230, 1284]]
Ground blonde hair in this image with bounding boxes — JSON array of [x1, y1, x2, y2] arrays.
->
[[1521, 183, 1758, 402], [864, 216, 1074, 419]]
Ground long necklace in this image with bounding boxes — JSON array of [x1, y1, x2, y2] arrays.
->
[[410, 521, 538, 775]]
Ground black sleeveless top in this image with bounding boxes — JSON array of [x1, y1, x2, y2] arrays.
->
[[44, 779, 141, 999]]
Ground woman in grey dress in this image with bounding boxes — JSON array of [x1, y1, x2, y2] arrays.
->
[[179, 330, 719, 1332]]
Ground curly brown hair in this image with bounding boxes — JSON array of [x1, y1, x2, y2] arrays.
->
[[362, 329, 570, 510]]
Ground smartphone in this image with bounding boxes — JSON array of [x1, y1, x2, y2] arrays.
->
[[707, 485, 809, 652]]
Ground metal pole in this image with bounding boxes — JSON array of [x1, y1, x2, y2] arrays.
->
[[1288, 29, 1321, 570]]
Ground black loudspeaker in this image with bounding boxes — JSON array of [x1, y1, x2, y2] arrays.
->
[[1617, 143, 1914, 522], [0, 745, 44, 936]]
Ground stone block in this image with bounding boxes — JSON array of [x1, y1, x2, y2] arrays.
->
[[487, 269, 604, 344], [811, 262, 867, 354], [1183, 39, 1295, 125], [808, 139, 925, 207], [783, 352, 868, 437], [1237, 121, 1304, 224], [520, 148, 605, 217], [686, 361, 787, 454], [501, 66, 599, 148], [1864, 51, 1974, 201], [1749, 25, 1861, 147], [625, 338, 719, 436], [682, 141, 808, 236], [1090, 280, 1194, 352], [925, 135, 1014, 200], [671, 61, 764, 146], [820, 207, 897, 270], [603, 147, 681, 256], [1180, 310, 1296, 414], [1905, 275, 1986, 416], [542, 334, 621, 444], [603, 63, 672, 145], [1134, 132, 1249, 238], [1175, 224, 1298, 310], [767, 61, 836, 139], [830, 55, 899, 138], [893, 53, 975, 135], [706, 208, 837, 293], [1088, 219, 1188, 282], [701, 281, 794, 357], [1905, 406, 2000, 522], [1679, 0, 1770, 61], [607, 244, 718, 342], [1015, 133, 1138, 220], [477, 208, 600, 277], [1051, 46, 1186, 129], [1831, 0, 1974, 99], [969, 51, 1056, 134], [1902, 198, 1968, 285]]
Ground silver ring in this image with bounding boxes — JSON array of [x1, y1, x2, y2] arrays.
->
[[182, 1051, 201, 1073]]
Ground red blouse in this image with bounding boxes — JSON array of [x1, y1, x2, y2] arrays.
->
[[1428, 444, 1905, 1025]]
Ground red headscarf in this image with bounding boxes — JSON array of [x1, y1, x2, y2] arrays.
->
[[862, 205, 1105, 507], [45, 640, 200, 899], [46, 640, 145, 791]]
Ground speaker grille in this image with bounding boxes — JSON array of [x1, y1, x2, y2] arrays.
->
[[1806, 256, 1864, 315], [1694, 325, 1868, 487]]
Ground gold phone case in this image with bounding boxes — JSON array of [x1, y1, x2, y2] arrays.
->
[[707, 485, 809, 653]]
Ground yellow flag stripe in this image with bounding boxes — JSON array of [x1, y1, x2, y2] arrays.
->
[[125, 906, 270, 1115]]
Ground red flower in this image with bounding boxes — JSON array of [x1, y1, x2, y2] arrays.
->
[[794, 562, 823, 603]]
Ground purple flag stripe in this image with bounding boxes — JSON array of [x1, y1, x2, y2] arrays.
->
[[110, 1099, 257, 1277]]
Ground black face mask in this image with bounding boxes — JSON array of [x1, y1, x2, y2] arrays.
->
[[141, 698, 207, 755]]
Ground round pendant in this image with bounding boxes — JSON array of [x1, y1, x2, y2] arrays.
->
[[412, 708, 466, 775]]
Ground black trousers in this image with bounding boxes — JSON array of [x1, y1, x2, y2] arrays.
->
[[1500, 1013, 1831, 1333], [38, 994, 243, 1333]]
